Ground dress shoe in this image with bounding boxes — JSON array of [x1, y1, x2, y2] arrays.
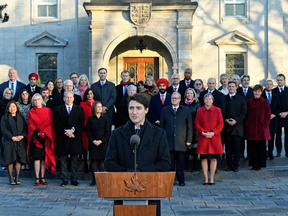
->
[[251, 167, 256, 170], [255, 168, 261, 171], [209, 182, 215, 186], [71, 181, 80, 186], [203, 182, 208, 185], [240, 154, 244, 158], [179, 182, 185, 186], [269, 155, 275, 160], [226, 167, 233, 171], [276, 153, 281, 157], [60, 181, 68, 187], [234, 168, 239, 172]]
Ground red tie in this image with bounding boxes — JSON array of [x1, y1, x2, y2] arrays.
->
[[32, 87, 35, 95], [161, 95, 164, 105], [174, 87, 177, 92]]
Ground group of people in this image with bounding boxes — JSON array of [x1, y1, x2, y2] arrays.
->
[[0, 67, 287, 188]]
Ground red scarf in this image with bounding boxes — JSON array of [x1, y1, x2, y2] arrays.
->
[[28, 107, 57, 174], [120, 80, 131, 86]]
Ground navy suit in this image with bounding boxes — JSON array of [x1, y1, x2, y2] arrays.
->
[[273, 86, 288, 156], [0, 80, 26, 101], [166, 85, 186, 102], [180, 79, 195, 89], [262, 90, 281, 157], [149, 93, 171, 123], [21, 84, 42, 97]]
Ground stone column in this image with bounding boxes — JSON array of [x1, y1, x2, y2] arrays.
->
[[176, 10, 193, 79]]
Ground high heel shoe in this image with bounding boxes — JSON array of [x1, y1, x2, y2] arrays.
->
[[9, 178, 16, 185], [203, 182, 208, 185], [40, 178, 48, 185], [34, 178, 40, 186]]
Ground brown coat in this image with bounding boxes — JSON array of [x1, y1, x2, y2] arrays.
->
[[140, 87, 159, 104]]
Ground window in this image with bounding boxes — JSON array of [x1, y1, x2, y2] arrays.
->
[[225, 54, 245, 78], [38, 0, 57, 18], [38, 54, 57, 84], [225, 0, 246, 16]]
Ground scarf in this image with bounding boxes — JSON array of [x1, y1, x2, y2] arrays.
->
[[78, 85, 88, 100], [185, 98, 194, 105], [120, 80, 131, 86]]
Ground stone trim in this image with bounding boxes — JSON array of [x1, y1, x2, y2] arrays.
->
[[215, 30, 257, 46], [25, 31, 68, 47]]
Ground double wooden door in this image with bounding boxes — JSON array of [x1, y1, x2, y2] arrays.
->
[[123, 57, 159, 83]]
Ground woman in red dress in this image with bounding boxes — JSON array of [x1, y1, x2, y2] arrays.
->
[[195, 93, 224, 185], [79, 88, 96, 172], [28, 94, 56, 186]]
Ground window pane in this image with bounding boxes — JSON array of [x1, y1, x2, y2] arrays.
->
[[48, 5, 57, 17], [235, 0, 245, 3], [226, 54, 244, 77], [38, 54, 57, 84], [38, 0, 57, 4], [38, 5, 47, 17], [235, 4, 245, 16], [225, 4, 234, 16]]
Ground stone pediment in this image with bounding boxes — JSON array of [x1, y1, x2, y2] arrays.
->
[[25, 31, 68, 47], [215, 30, 257, 46]]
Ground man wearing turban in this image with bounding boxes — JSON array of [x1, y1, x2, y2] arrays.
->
[[21, 73, 42, 97]]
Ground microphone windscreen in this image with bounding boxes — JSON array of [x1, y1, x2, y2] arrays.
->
[[130, 134, 140, 148]]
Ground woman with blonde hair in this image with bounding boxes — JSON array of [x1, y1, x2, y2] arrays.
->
[[75, 74, 90, 99], [140, 75, 159, 103]]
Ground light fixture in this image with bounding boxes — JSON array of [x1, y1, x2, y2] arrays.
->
[[135, 38, 147, 53]]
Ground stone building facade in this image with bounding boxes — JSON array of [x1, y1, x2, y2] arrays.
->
[[0, 0, 287, 86]]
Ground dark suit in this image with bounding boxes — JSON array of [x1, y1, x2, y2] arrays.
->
[[91, 80, 117, 125], [262, 90, 281, 157], [53, 92, 82, 108], [199, 89, 226, 120], [180, 79, 195, 89], [236, 86, 253, 156], [223, 94, 247, 170], [273, 86, 288, 156], [160, 105, 192, 183], [53, 105, 85, 182], [166, 85, 186, 102], [0, 80, 26, 101], [21, 84, 42, 97], [149, 93, 171, 123]]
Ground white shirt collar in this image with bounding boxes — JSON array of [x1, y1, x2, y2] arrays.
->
[[229, 93, 236, 97], [172, 105, 179, 110], [100, 80, 106, 85], [278, 86, 284, 91], [172, 84, 179, 90], [208, 89, 215, 93], [65, 104, 73, 111], [266, 90, 272, 97], [9, 80, 16, 84]]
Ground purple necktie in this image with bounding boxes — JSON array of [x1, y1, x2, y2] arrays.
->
[[68, 107, 71, 115]]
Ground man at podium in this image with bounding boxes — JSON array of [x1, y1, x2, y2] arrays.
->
[[104, 93, 171, 216]]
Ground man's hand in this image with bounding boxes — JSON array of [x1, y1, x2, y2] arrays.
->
[[280, 112, 288, 118], [93, 140, 102, 146], [102, 106, 107, 114], [64, 129, 74, 138], [156, 120, 160, 125], [227, 119, 237, 126], [271, 114, 276, 119], [186, 142, 191, 146], [16, 136, 24, 141], [11, 137, 19, 142]]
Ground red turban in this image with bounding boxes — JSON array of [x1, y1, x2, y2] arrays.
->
[[28, 73, 39, 80], [156, 78, 169, 88]]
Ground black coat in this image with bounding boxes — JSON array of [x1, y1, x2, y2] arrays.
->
[[199, 89, 226, 120], [223, 94, 247, 136], [21, 84, 42, 97], [86, 115, 110, 160], [44, 99, 54, 114], [0, 114, 27, 166], [0, 80, 26, 101], [272, 86, 288, 127], [0, 99, 12, 139], [91, 80, 117, 125], [182, 101, 201, 144], [149, 93, 172, 123], [166, 85, 186, 102], [53, 105, 85, 155], [237, 87, 254, 101], [160, 105, 193, 152], [104, 119, 171, 172], [180, 79, 195, 89], [115, 96, 129, 128], [53, 92, 82, 109]]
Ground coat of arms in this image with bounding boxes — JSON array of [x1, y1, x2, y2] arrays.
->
[[130, 3, 152, 25]]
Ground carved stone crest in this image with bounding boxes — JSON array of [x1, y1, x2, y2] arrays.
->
[[130, 3, 152, 25]]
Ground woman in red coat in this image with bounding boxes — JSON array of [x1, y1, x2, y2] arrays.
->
[[195, 93, 224, 185], [244, 85, 271, 171], [79, 88, 96, 172]]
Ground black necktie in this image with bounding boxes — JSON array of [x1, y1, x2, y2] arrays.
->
[[136, 129, 140, 135]]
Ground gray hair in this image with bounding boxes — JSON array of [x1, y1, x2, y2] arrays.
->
[[76, 74, 90, 88], [127, 84, 137, 92], [194, 79, 204, 88], [184, 88, 199, 102], [220, 73, 230, 84], [31, 93, 44, 106], [8, 68, 17, 74], [203, 93, 214, 102], [240, 74, 250, 82], [172, 92, 181, 99], [64, 79, 73, 87], [266, 79, 273, 85], [171, 73, 180, 79], [231, 74, 240, 80], [64, 90, 74, 98]]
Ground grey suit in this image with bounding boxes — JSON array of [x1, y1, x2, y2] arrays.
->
[[91, 80, 117, 125]]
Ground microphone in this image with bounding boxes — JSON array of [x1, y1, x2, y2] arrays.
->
[[130, 135, 140, 172]]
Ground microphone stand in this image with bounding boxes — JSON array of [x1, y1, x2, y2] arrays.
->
[[134, 143, 137, 172]]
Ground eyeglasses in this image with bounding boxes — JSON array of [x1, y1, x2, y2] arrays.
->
[[195, 83, 202, 85], [171, 97, 180, 100], [71, 77, 78, 79]]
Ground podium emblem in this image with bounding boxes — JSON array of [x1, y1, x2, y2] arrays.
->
[[124, 173, 147, 195], [130, 3, 152, 25]]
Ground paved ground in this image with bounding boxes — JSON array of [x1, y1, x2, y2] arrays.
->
[[0, 176, 288, 216]]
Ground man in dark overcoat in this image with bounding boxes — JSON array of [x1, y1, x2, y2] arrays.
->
[[20, 73, 42, 97], [223, 81, 247, 172], [262, 80, 281, 159], [54, 90, 85, 187], [91, 68, 117, 126], [179, 68, 195, 89], [160, 92, 192, 186], [272, 74, 288, 157], [167, 73, 186, 102]]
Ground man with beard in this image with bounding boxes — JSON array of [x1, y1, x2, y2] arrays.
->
[[21, 73, 42, 97], [149, 78, 171, 126], [167, 73, 186, 102], [180, 68, 195, 89]]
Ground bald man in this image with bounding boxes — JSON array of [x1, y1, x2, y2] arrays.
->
[[0, 68, 26, 101], [199, 78, 226, 120], [180, 68, 195, 89], [167, 73, 186, 102]]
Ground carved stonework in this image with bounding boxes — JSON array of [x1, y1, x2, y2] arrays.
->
[[124, 173, 147, 195], [130, 3, 151, 26]]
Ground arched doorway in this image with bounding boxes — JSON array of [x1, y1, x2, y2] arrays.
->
[[109, 36, 174, 84]]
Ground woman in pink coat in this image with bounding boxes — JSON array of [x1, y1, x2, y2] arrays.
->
[[195, 93, 224, 185], [244, 85, 271, 171]]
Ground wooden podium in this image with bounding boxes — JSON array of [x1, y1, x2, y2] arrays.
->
[[95, 172, 175, 216]]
